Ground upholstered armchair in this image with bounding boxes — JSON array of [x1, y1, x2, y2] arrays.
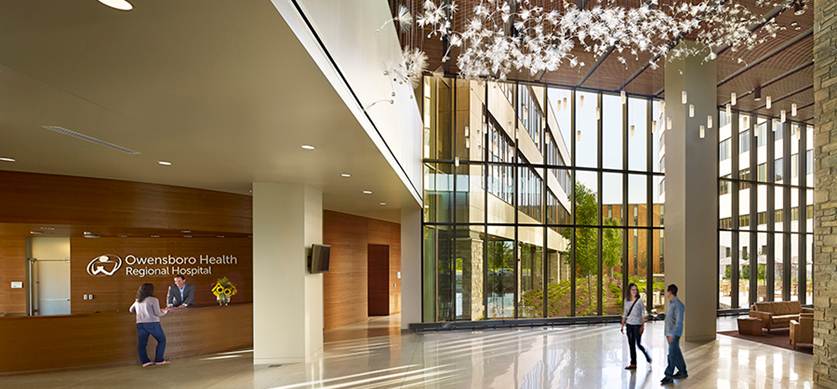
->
[[790, 314, 814, 349]]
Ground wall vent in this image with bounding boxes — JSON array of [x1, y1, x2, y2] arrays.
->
[[41, 126, 141, 155]]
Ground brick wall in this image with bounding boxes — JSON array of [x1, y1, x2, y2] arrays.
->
[[813, 0, 837, 386]]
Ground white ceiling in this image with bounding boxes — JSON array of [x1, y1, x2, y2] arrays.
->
[[0, 0, 416, 223]]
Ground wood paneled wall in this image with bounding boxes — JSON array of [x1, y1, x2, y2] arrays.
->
[[323, 211, 400, 330], [0, 239, 26, 314], [0, 171, 252, 234], [71, 237, 252, 313], [0, 303, 252, 374]]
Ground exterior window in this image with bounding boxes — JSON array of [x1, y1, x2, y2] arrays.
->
[[518, 85, 543, 151], [719, 180, 731, 195], [488, 119, 514, 204], [775, 158, 784, 183], [756, 123, 767, 147], [739, 168, 751, 190], [719, 138, 731, 161], [739, 130, 750, 153]]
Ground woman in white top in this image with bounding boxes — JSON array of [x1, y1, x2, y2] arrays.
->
[[620, 283, 651, 369], [129, 283, 169, 367]]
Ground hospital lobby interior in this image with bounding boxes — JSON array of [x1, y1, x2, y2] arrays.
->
[[0, 0, 836, 388]]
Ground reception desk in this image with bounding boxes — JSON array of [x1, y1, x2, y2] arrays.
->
[[0, 303, 252, 374]]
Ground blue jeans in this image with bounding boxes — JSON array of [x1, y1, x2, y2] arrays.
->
[[664, 335, 687, 378], [136, 322, 166, 364]]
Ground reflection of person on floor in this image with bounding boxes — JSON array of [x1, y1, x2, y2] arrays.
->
[[129, 283, 169, 367], [621, 283, 651, 370], [661, 284, 687, 385]]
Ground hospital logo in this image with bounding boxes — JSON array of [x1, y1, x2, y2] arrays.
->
[[87, 254, 122, 276]]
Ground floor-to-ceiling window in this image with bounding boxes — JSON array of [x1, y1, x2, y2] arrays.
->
[[718, 109, 814, 310], [421, 76, 665, 322]]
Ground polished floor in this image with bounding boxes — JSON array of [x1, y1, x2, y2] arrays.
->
[[0, 317, 813, 388]]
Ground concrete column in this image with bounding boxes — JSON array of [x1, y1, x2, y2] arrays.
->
[[813, 0, 837, 386], [400, 205, 422, 329], [663, 41, 718, 342], [252, 182, 323, 364]]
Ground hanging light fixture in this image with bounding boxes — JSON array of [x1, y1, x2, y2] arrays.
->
[[753, 85, 762, 101], [731, 92, 737, 106], [387, 1, 802, 84], [726, 103, 732, 118], [766, 96, 772, 109], [579, 94, 585, 108], [681, 90, 688, 105], [666, 117, 672, 130], [689, 104, 695, 118], [621, 90, 627, 105], [791, 103, 798, 117], [576, 129, 583, 141], [793, 0, 807, 15], [699, 125, 706, 139], [707, 115, 714, 129], [780, 110, 787, 123], [630, 124, 636, 137]]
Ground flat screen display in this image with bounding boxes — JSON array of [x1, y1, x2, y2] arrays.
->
[[308, 244, 330, 273]]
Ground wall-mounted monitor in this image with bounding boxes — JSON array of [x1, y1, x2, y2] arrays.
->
[[308, 244, 330, 273]]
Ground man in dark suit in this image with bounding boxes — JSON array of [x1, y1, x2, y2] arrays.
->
[[166, 274, 195, 308]]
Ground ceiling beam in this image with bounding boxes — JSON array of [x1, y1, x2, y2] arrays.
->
[[576, 46, 615, 87], [719, 60, 813, 106], [652, 2, 794, 96], [716, 28, 813, 88], [618, 36, 680, 92], [713, 4, 789, 57]]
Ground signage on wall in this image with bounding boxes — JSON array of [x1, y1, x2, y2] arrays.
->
[[86, 254, 238, 278]]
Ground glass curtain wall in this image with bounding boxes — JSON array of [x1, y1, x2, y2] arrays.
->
[[718, 109, 814, 310], [421, 76, 665, 322]]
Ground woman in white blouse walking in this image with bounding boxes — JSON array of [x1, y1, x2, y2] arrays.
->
[[620, 283, 651, 369]]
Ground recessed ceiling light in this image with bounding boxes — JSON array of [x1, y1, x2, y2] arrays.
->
[[98, 0, 133, 11], [181, 230, 191, 233], [150, 234, 160, 238], [184, 235, 192, 238], [216, 235, 225, 238], [119, 234, 128, 238], [158, 160, 172, 166], [301, 145, 316, 150], [340, 173, 352, 178], [30, 231, 43, 235], [362, 190, 373, 195], [379, 202, 387, 206], [0, 157, 15, 162], [39, 226, 55, 231], [83, 231, 100, 239]]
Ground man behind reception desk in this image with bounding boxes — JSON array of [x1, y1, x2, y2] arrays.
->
[[166, 274, 195, 308]]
